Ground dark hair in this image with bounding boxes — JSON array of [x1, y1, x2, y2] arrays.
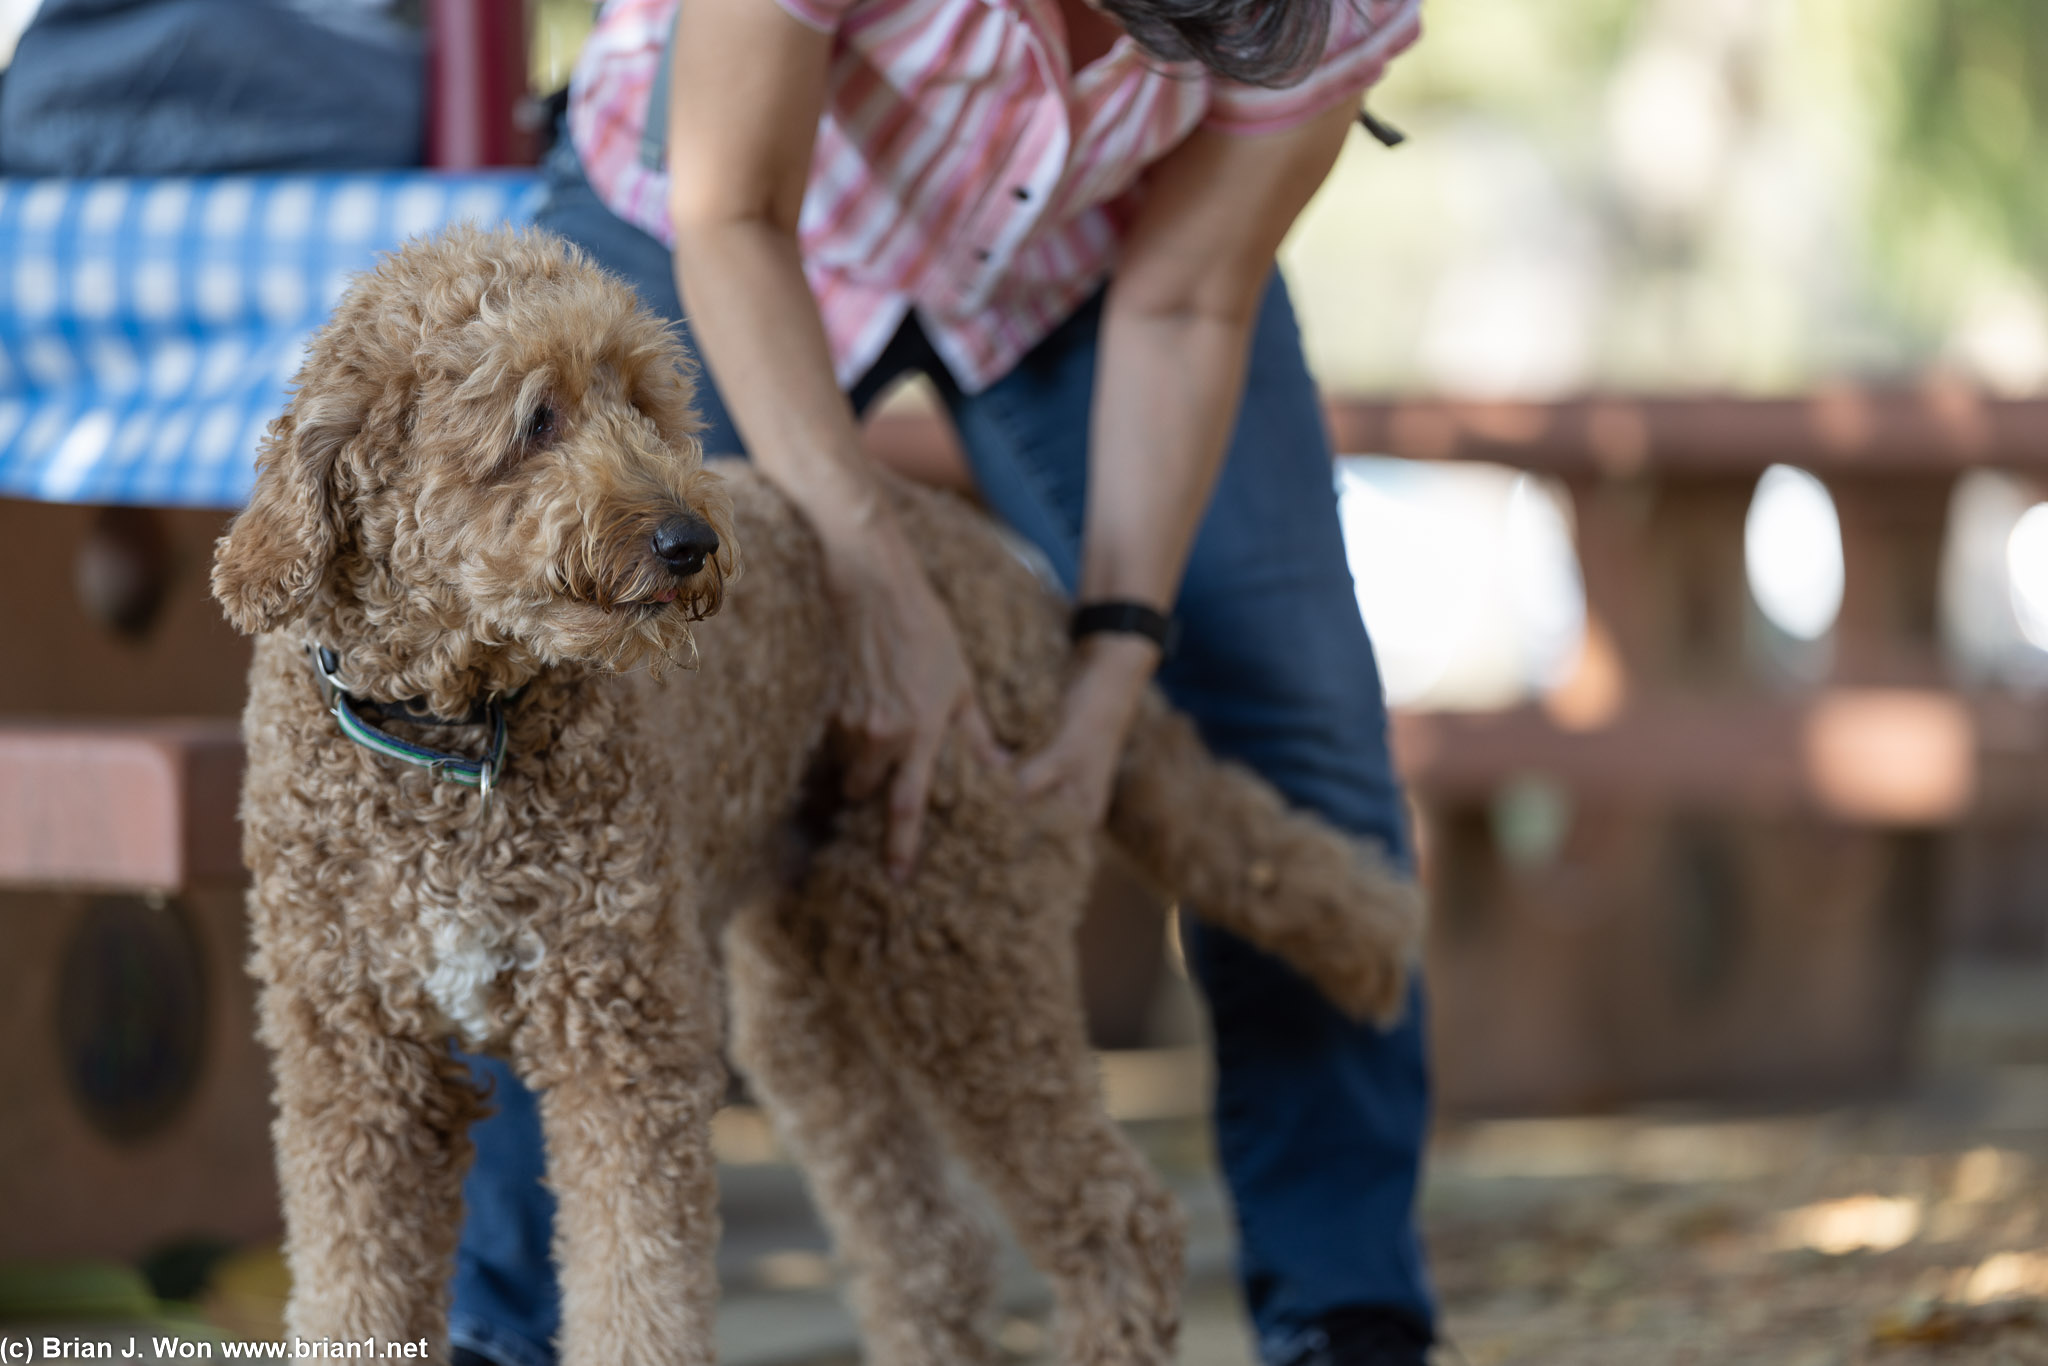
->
[[1102, 0, 1334, 88]]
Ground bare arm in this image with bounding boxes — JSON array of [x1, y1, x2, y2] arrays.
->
[[1087, 103, 1355, 607], [1019, 103, 1358, 819], [666, 0, 1004, 874], [665, 0, 863, 530]]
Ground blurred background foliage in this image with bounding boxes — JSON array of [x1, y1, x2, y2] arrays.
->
[[1284, 0, 2048, 396], [1876, 0, 2048, 317]]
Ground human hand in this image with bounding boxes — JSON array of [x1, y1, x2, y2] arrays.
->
[[1017, 634, 1160, 830], [819, 516, 1009, 878]]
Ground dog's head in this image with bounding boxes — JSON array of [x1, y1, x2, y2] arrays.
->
[[212, 227, 737, 708]]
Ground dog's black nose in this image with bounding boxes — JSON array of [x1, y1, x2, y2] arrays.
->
[[651, 515, 720, 577]]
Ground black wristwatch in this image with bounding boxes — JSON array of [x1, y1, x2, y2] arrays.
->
[[1070, 600, 1179, 658]]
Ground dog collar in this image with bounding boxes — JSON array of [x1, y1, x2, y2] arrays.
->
[[310, 646, 510, 814]]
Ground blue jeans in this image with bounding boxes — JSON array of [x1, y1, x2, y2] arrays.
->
[[449, 134, 1433, 1366]]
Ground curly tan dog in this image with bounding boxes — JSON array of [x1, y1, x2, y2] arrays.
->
[[212, 227, 1421, 1366]]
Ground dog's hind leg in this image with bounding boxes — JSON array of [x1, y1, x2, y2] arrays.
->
[[806, 782, 1186, 1366], [726, 900, 1002, 1366], [515, 932, 725, 1366], [261, 984, 485, 1356]]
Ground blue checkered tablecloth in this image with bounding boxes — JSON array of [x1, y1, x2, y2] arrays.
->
[[0, 172, 545, 507]]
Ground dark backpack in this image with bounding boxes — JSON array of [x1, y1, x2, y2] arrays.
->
[[0, 0, 425, 174]]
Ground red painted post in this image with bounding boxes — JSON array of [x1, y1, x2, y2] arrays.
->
[[424, 0, 537, 168]]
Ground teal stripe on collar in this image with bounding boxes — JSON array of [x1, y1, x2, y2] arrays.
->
[[312, 646, 510, 806], [330, 688, 507, 790]]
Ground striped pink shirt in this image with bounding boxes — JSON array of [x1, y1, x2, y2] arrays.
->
[[569, 0, 1421, 392]]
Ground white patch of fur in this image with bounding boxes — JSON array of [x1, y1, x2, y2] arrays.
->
[[424, 916, 515, 1045]]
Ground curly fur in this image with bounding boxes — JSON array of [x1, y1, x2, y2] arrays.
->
[[215, 227, 1423, 1366]]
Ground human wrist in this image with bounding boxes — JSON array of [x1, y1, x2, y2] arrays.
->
[[764, 451, 890, 552], [1072, 631, 1161, 688], [806, 497, 932, 614], [811, 496, 909, 576]]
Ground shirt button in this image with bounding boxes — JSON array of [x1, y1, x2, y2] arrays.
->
[[1012, 186, 1031, 201], [974, 248, 992, 262]]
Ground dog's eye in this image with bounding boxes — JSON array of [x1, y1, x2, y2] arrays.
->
[[526, 402, 558, 446]]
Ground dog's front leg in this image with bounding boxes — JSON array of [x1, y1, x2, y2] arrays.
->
[[261, 982, 485, 1357], [518, 937, 725, 1366]]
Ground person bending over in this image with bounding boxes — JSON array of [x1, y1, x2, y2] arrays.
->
[[451, 0, 1434, 1362]]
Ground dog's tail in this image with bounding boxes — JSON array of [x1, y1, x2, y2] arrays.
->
[[1105, 695, 1424, 1027]]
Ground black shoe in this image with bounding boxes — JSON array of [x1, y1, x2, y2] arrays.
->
[[1284, 1305, 1434, 1366], [449, 1350, 502, 1366]]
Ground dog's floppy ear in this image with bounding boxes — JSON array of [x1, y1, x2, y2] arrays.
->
[[211, 398, 350, 636]]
